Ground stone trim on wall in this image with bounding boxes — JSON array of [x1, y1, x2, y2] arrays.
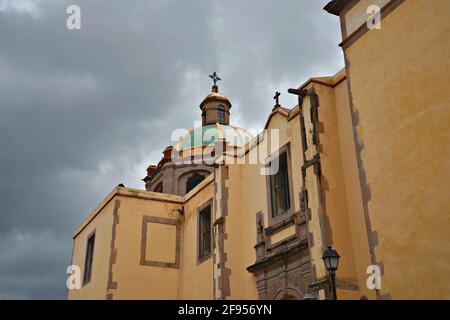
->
[[247, 241, 311, 300], [140, 215, 181, 269], [105, 199, 120, 300], [249, 200, 311, 300], [264, 214, 295, 236], [216, 220, 231, 299], [267, 234, 298, 252], [336, 277, 360, 291], [255, 212, 266, 260], [342, 29, 390, 298], [302, 90, 328, 237], [304, 87, 333, 248], [296, 88, 336, 296], [340, 11, 396, 295], [213, 165, 231, 300], [310, 276, 359, 299]]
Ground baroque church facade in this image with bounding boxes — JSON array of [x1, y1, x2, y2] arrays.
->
[[68, 0, 450, 300]]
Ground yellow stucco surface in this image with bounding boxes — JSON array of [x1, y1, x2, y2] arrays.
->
[[112, 193, 182, 299], [68, 1, 449, 300], [68, 197, 114, 300], [178, 177, 214, 299], [345, 0, 450, 299], [145, 222, 177, 264], [334, 78, 375, 299]]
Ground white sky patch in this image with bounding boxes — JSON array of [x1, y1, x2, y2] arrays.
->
[[98, 160, 114, 174], [9, 229, 32, 242], [0, 0, 42, 17]]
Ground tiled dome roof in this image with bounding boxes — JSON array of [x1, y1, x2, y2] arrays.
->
[[174, 123, 253, 151]]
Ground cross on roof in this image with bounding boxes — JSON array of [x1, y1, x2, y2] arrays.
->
[[274, 91, 281, 107], [209, 71, 221, 86]]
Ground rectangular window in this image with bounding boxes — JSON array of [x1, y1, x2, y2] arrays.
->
[[198, 205, 212, 261], [83, 232, 95, 285], [270, 152, 291, 217], [217, 106, 225, 124]]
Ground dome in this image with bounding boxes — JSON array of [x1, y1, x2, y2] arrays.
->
[[199, 90, 232, 109], [174, 123, 253, 151]]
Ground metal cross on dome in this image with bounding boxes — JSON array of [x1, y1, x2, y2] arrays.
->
[[209, 71, 221, 86]]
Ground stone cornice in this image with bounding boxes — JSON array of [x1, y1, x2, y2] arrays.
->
[[246, 238, 308, 273], [323, 0, 353, 16]]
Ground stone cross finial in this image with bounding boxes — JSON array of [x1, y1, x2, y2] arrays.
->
[[273, 91, 281, 107], [209, 71, 221, 86]]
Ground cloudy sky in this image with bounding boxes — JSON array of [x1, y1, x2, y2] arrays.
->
[[0, 0, 343, 299]]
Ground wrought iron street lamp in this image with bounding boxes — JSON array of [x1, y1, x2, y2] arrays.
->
[[322, 246, 340, 300]]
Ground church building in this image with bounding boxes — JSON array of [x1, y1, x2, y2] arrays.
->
[[68, 0, 450, 300]]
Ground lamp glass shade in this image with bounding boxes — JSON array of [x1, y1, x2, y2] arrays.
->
[[322, 246, 340, 272]]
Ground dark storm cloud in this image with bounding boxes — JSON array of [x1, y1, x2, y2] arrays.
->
[[0, 0, 342, 298]]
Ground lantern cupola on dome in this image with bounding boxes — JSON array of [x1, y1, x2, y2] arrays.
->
[[200, 72, 232, 126]]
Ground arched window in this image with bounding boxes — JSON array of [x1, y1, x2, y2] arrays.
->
[[217, 105, 225, 124], [186, 173, 205, 193]]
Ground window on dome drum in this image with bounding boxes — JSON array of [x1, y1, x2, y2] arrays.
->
[[202, 111, 206, 125], [186, 173, 205, 193], [217, 105, 225, 124], [83, 231, 95, 285], [198, 203, 212, 262], [269, 151, 291, 218]]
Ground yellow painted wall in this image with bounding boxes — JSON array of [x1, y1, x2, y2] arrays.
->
[[298, 94, 329, 283], [345, 0, 450, 299], [178, 179, 214, 299], [226, 162, 262, 300], [69, 182, 216, 300], [68, 197, 115, 300], [111, 191, 183, 300], [334, 78, 375, 299], [312, 82, 358, 285]]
